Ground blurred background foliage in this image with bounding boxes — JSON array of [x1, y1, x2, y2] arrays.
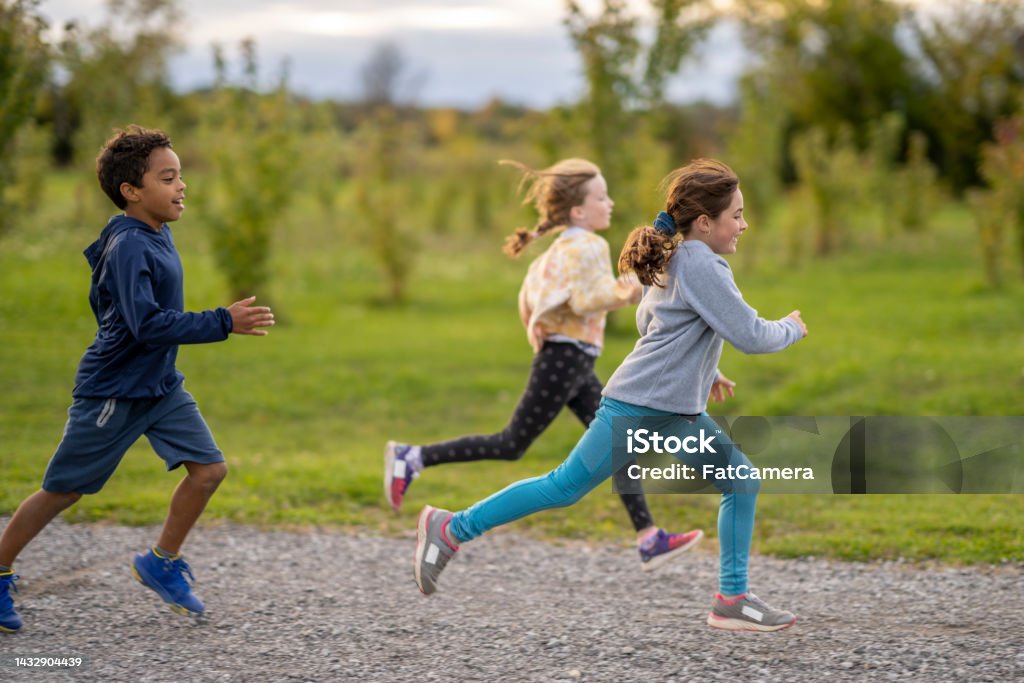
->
[[1, 0, 1023, 297]]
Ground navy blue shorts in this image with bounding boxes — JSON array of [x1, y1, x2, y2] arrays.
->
[[42, 383, 224, 494]]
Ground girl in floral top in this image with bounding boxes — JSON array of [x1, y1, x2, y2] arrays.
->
[[385, 158, 701, 571]]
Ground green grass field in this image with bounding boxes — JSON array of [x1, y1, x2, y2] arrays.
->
[[1, 172, 1022, 564]]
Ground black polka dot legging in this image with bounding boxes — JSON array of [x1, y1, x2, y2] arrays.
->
[[421, 341, 655, 532]]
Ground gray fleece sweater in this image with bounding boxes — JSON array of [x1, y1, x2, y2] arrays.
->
[[603, 239, 803, 414]]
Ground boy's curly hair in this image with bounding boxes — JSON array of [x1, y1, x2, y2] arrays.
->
[[95, 125, 173, 209]]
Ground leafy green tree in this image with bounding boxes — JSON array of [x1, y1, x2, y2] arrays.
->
[[5, 124, 51, 230], [727, 71, 786, 268], [892, 130, 939, 234], [564, 0, 713, 230], [564, 0, 640, 197], [866, 112, 904, 236], [860, 113, 941, 235], [912, 0, 1024, 192], [979, 110, 1024, 280], [54, 0, 182, 221], [302, 100, 347, 218], [736, 0, 921, 169], [0, 0, 50, 235], [643, 0, 714, 104], [351, 42, 420, 303], [352, 108, 418, 304], [789, 126, 861, 257], [192, 39, 302, 302], [968, 188, 1007, 288]]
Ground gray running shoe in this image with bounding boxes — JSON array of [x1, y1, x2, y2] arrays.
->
[[707, 592, 796, 632], [414, 506, 459, 595]]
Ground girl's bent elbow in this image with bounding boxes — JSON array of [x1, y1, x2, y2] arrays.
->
[[731, 340, 767, 355]]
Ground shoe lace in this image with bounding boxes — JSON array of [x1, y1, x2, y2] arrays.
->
[[744, 593, 776, 612], [639, 529, 664, 553], [164, 557, 195, 590]]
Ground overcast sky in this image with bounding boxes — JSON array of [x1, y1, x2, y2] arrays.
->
[[36, 0, 748, 107]]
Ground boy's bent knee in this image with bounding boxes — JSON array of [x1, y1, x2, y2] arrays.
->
[[202, 462, 228, 484], [186, 461, 227, 489], [42, 490, 82, 508]]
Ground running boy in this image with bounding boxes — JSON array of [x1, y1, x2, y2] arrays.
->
[[0, 125, 274, 632]]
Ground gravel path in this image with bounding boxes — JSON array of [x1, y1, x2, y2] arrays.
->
[[1, 518, 1021, 682]]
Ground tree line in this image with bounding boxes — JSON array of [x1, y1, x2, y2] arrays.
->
[[2, 0, 1022, 298]]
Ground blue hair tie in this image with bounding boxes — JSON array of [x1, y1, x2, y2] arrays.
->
[[653, 211, 677, 236]]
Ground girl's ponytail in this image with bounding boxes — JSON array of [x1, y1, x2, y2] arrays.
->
[[620, 160, 739, 286], [499, 158, 600, 258], [503, 227, 536, 257], [618, 212, 680, 287]]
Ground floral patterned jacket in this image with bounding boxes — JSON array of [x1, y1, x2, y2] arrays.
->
[[518, 227, 640, 353]]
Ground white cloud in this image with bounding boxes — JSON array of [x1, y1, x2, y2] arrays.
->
[[287, 6, 534, 37], [35, 0, 742, 107]]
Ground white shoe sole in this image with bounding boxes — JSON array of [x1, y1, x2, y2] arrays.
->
[[707, 612, 796, 632], [414, 505, 436, 594], [383, 441, 399, 511]]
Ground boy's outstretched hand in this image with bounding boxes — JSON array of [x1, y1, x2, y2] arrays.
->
[[228, 296, 275, 336]]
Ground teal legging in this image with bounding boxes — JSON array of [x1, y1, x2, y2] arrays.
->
[[448, 397, 760, 595]]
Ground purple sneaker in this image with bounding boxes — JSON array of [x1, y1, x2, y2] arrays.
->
[[384, 441, 420, 512], [639, 528, 703, 572]]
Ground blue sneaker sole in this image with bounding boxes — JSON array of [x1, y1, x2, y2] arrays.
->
[[131, 561, 202, 617], [0, 623, 21, 633]]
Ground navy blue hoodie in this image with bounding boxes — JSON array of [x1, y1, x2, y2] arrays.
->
[[73, 215, 233, 398]]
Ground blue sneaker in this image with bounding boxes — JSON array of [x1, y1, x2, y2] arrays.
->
[[131, 549, 204, 616], [0, 570, 22, 632], [384, 441, 420, 512], [639, 528, 703, 572]]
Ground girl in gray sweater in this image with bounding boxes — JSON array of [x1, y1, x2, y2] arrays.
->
[[413, 159, 807, 632]]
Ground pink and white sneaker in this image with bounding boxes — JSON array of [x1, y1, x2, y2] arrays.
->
[[707, 592, 797, 632], [384, 441, 420, 512]]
